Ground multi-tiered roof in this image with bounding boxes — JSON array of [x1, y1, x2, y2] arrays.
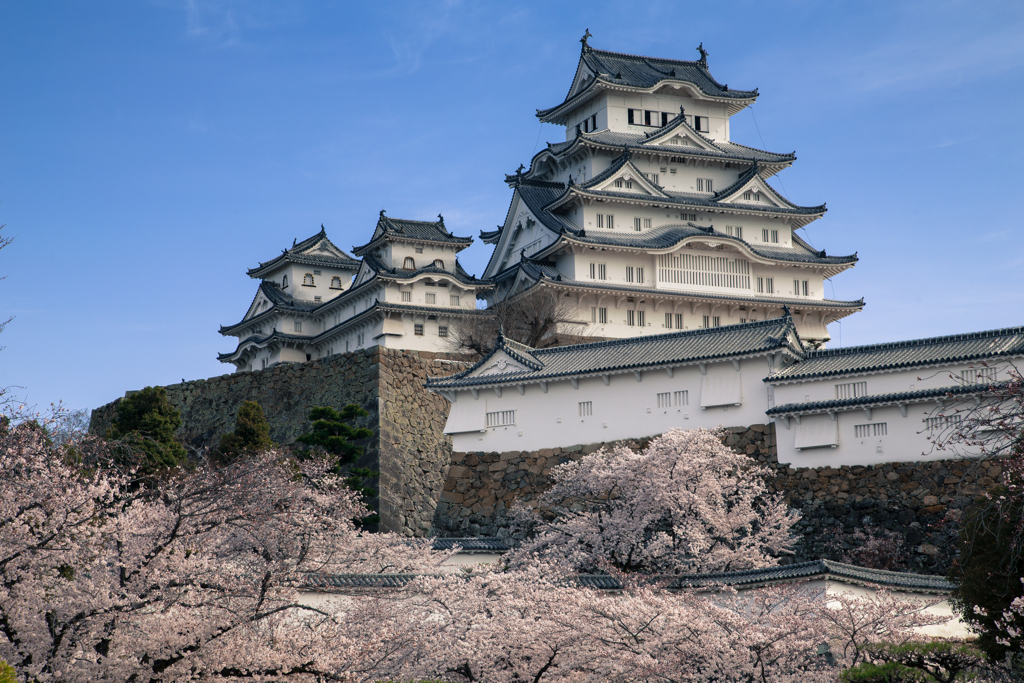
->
[[480, 35, 862, 345]]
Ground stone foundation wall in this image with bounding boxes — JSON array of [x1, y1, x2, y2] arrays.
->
[[89, 349, 472, 536], [435, 423, 998, 574]]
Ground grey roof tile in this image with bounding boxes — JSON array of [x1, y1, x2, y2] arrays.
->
[[542, 221, 855, 266], [299, 559, 951, 594], [353, 212, 473, 256], [538, 46, 756, 122], [431, 537, 510, 552], [247, 227, 360, 277], [521, 274, 864, 311], [766, 382, 1007, 416], [427, 317, 803, 389], [669, 559, 953, 594], [769, 325, 1024, 382]]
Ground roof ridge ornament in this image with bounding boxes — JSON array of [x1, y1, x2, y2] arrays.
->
[[437, 213, 446, 232], [580, 28, 592, 51], [697, 42, 709, 67]]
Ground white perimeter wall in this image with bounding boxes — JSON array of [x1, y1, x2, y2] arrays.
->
[[446, 354, 774, 453]]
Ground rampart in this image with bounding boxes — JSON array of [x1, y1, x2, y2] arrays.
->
[[434, 423, 998, 574], [90, 349, 473, 536]]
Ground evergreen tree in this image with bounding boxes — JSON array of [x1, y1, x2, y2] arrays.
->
[[296, 404, 373, 468], [950, 486, 1024, 665], [106, 386, 187, 474], [214, 401, 273, 463], [297, 404, 378, 527]]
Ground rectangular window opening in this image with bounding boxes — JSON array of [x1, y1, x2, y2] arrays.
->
[[486, 410, 516, 427], [835, 381, 868, 400], [578, 401, 593, 417], [854, 423, 888, 438]]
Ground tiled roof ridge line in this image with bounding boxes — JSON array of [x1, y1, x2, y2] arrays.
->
[[531, 276, 865, 309], [586, 47, 757, 98], [764, 381, 1006, 414], [528, 316, 796, 359], [543, 222, 858, 265], [805, 325, 1024, 359], [425, 317, 799, 387]]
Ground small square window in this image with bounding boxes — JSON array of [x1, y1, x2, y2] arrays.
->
[[438, 326, 448, 337], [450, 294, 460, 306], [314, 296, 322, 303], [313, 270, 322, 275], [401, 290, 411, 302], [425, 292, 436, 304], [294, 321, 302, 333], [414, 324, 424, 336]]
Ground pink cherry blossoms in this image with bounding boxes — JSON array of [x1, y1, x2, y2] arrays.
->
[[505, 427, 797, 574]]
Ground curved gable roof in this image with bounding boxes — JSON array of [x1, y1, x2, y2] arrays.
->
[[538, 43, 757, 124], [247, 226, 360, 278], [352, 212, 473, 256]]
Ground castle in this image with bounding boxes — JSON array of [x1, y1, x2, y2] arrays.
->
[[164, 36, 1022, 546], [220, 37, 862, 372]]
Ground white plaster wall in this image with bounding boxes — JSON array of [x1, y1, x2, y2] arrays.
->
[[769, 360, 1017, 467], [592, 92, 731, 142], [446, 355, 774, 452], [384, 241, 461, 273]]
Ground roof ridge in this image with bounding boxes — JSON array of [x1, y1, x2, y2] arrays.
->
[[806, 325, 1024, 359], [531, 316, 794, 358]]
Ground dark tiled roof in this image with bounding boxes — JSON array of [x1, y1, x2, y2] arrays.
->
[[540, 150, 825, 222], [247, 227, 360, 278], [431, 537, 510, 552], [540, 221, 856, 267], [768, 325, 1024, 382], [360, 253, 488, 287], [766, 382, 1007, 416], [479, 228, 502, 244], [217, 329, 309, 361], [426, 317, 803, 389], [669, 559, 953, 594], [219, 281, 321, 335], [538, 45, 756, 123], [353, 212, 473, 256], [530, 275, 864, 311], [299, 559, 951, 594]]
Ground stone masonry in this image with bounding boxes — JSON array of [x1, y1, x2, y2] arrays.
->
[[435, 423, 999, 574], [90, 348, 473, 536]]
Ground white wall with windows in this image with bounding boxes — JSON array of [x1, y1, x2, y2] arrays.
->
[[769, 360, 1016, 468], [442, 354, 775, 453]]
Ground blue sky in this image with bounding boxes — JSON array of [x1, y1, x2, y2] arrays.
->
[[2, 0, 1023, 414]]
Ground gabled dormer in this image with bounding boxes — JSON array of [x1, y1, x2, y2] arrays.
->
[[580, 150, 669, 198], [246, 226, 361, 303]]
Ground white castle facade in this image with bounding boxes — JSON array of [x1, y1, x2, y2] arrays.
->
[[220, 37, 1021, 469]]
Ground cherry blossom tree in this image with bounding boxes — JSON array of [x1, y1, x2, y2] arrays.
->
[[505, 427, 798, 574], [0, 409, 451, 682]]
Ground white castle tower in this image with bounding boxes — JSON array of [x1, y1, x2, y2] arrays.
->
[[480, 34, 862, 346], [218, 215, 489, 371]]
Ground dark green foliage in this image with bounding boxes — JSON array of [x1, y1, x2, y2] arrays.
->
[[297, 405, 377, 527], [296, 405, 373, 468], [214, 401, 273, 463], [345, 466, 381, 528], [842, 641, 986, 682], [0, 660, 17, 683], [949, 487, 1024, 664], [841, 662, 929, 683], [106, 386, 187, 474]]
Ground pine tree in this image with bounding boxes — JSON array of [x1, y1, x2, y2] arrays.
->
[[297, 404, 377, 527], [296, 405, 373, 468], [106, 386, 187, 474], [214, 401, 273, 463]]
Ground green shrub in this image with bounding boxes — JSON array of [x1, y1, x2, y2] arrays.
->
[[106, 386, 187, 474], [214, 400, 273, 463], [950, 487, 1024, 664], [0, 660, 16, 683]]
